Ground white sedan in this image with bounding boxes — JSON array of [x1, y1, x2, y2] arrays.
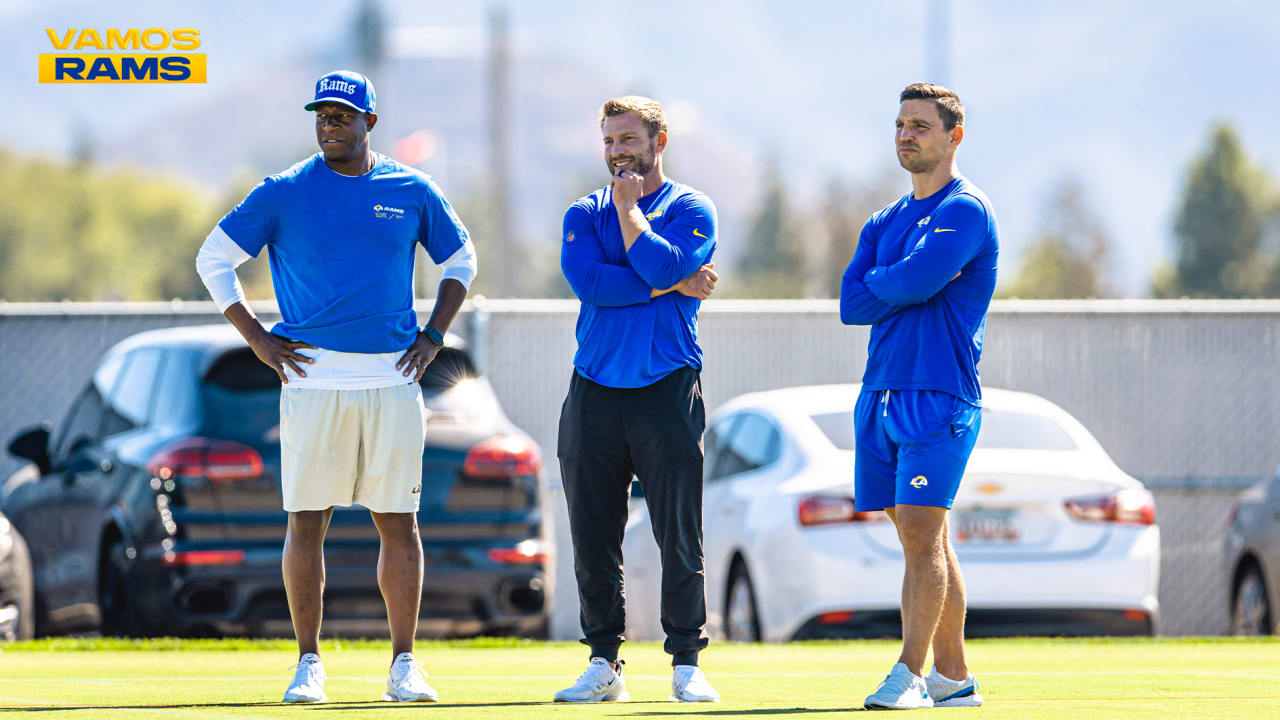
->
[[621, 385, 1160, 641]]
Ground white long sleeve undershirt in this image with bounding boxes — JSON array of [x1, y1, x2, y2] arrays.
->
[[195, 227, 479, 313], [195, 226, 252, 312]]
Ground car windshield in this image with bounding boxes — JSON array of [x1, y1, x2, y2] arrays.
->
[[200, 347, 486, 448], [809, 407, 1079, 452]]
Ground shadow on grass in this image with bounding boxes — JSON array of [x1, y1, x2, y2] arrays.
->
[[311, 700, 675, 711], [618, 710, 866, 717], [0, 700, 681, 713], [0, 702, 288, 713]]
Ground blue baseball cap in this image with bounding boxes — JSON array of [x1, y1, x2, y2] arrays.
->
[[304, 70, 376, 114]]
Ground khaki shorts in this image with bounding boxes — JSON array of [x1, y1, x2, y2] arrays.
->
[[279, 383, 428, 513]]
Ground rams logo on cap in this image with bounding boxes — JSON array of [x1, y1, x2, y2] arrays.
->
[[319, 78, 357, 95]]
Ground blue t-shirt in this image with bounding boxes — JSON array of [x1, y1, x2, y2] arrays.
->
[[217, 153, 468, 353], [839, 176, 999, 403], [561, 180, 717, 388]]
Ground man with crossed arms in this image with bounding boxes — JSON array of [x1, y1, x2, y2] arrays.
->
[[840, 83, 999, 710]]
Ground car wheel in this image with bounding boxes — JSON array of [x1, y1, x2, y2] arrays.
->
[[98, 541, 139, 637], [1232, 565, 1273, 636], [724, 560, 762, 642], [1, 531, 35, 641]]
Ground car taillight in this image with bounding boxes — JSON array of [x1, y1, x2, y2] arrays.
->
[[817, 610, 856, 624], [798, 495, 888, 526], [161, 549, 245, 567], [464, 435, 542, 478], [146, 438, 264, 482], [487, 539, 547, 565], [1064, 487, 1156, 525]]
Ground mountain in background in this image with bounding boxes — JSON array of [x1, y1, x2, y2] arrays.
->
[[6, 0, 1280, 296]]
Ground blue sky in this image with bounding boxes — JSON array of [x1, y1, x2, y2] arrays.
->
[[5, 0, 1279, 295]]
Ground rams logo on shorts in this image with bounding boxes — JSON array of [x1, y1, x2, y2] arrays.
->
[[910, 475, 928, 489], [411, 483, 421, 495]]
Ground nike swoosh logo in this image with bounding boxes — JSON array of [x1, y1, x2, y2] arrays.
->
[[933, 228, 957, 233], [692, 228, 708, 239]]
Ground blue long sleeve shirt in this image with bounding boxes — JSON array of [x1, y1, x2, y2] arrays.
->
[[840, 176, 998, 404], [561, 179, 717, 388]]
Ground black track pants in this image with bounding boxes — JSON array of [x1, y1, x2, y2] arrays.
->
[[557, 366, 710, 665]]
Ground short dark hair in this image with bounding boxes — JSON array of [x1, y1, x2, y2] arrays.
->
[[599, 96, 668, 138], [899, 83, 965, 130]]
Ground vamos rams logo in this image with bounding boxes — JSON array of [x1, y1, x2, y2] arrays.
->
[[39, 28, 206, 83]]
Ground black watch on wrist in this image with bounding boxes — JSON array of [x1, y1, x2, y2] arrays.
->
[[423, 327, 445, 349]]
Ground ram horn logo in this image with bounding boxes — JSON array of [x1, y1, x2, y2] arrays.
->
[[910, 475, 928, 489]]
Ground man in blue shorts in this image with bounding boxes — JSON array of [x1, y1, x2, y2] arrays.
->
[[195, 70, 476, 704], [553, 96, 721, 704], [839, 83, 998, 710]]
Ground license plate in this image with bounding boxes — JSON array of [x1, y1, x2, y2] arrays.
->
[[954, 509, 1018, 543]]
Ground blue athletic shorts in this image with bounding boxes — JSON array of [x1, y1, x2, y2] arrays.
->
[[853, 388, 981, 511]]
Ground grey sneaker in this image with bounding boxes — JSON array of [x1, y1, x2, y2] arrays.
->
[[926, 665, 983, 708], [671, 665, 720, 702], [553, 658, 629, 702], [864, 662, 933, 710], [282, 653, 327, 703], [382, 652, 439, 702]]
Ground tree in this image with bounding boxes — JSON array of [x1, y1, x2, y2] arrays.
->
[[437, 189, 502, 299], [1001, 176, 1114, 299], [817, 170, 902, 297], [1159, 123, 1270, 298], [0, 148, 219, 301], [732, 158, 805, 297]]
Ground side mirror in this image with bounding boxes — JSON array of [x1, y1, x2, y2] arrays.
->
[[8, 422, 53, 476]]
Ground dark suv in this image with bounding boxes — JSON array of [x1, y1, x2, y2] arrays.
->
[[2, 324, 548, 638]]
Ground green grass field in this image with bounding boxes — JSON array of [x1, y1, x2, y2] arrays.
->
[[0, 637, 1276, 719]]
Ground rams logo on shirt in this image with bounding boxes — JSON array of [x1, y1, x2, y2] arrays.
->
[[373, 204, 405, 220], [564, 231, 575, 243], [646, 209, 664, 220], [916, 215, 931, 228]]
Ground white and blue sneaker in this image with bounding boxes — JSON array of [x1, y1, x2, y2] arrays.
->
[[282, 652, 327, 703], [864, 663, 933, 710], [926, 666, 983, 708], [553, 658, 629, 702], [382, 652, 439, 702], [671, 665, 720, 702]]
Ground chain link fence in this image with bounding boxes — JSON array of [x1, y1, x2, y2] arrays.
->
[[3, 299, 1278, 637]]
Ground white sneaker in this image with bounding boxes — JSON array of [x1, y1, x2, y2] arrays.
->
[[553, 657, 629, 702], [864, 662, 933, 710], [671, 665, 720, 702], [926, 666, 983, 708], [382, 652, 439, 702], [282, 653, 327, 703]]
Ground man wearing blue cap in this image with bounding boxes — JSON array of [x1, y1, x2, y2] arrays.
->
[[196, 70, 477, 704]]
